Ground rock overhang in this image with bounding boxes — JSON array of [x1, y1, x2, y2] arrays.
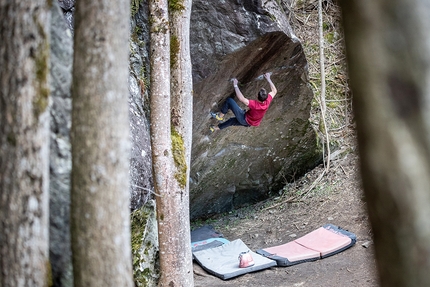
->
[[189, 1, 322, 219]]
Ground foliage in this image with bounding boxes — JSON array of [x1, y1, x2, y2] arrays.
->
[[131, 0, 143, 17], [288, 0, 351, 140]]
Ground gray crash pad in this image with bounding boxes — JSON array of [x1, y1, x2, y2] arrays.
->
[[193, 239, 277, 280]]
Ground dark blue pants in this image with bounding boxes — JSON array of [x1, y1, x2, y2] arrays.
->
[[218, 98, 250, 130]]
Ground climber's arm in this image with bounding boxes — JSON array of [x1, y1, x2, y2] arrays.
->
[[264, 73, 277, 98], [233, 78, 249, 106]]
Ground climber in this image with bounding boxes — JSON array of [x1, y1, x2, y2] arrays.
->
[[210, 72, 277, 132]]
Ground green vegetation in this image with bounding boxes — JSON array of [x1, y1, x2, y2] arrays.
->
[[33, 37, 50, 119], [171, 128, 187, 188], [170, 34, 180, 68], [46, 260, 53, 287], [131, 0, 143, 17], [131, 206, 158, 286], [168, 0, 185, 12], [291, 0, 350, 133]]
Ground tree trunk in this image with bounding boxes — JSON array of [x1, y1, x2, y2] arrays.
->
[[169, 0, 194, 285], [149, 0, 194, 286], [318, 0, 330, 170], [0, 2, 51, 286], [70, 0, 133, 286], [339, 0, 430, 286]]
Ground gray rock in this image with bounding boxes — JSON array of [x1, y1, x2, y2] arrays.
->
[[189, 0, 321, 219], [49, 2, 74, 286]]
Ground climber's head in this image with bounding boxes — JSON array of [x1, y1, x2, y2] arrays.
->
[[258, 88, 268, 102]]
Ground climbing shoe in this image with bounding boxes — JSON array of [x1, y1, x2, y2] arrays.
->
[[209, 125, 216, 133], [210, 112, 224, 121]]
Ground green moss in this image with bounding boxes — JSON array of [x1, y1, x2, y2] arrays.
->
[[131, 209, 148, 265], [327, 101, 339, 109], [170, 34, 180, 69], [131, 0, 143, 17], [325, 32, 335, 44], [46, 260, 53, 287], [33, 34, 50, 118], [131, 208, 151, 286], [168, 0, 185, 12], [323, 22, 330, 31], [171, 128, 187, 188]]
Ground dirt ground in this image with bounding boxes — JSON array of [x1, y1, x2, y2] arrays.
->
[[192, 134, 379, 287]]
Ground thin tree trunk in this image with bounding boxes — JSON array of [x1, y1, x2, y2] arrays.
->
[[149, 0, 195, 285], [0, 1, 51, 286], [339, 0, 430, 286], [169, 0, 194, 285], [148, 0, 176, 286], [318, 0, 330, 171], [70, 0, 133, 286]]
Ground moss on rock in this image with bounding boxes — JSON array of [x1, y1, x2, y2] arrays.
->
[[131, 200, 159, 286]]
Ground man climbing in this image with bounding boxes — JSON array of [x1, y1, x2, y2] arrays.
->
[[210, 72, 277, 132]]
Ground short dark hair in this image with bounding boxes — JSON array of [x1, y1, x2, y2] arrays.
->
[[258, 88, 268, 102]]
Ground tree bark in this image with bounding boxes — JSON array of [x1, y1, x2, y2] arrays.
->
[[70, 0, 133, 286], [149, 0, 195, 286], [318, 0, 330, 170], [169, 0, 194, 285], [339, 0, 430, 286], [0, 1, 51, 286]]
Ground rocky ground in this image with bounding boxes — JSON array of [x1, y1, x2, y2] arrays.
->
[[191, 127, 379, 287]]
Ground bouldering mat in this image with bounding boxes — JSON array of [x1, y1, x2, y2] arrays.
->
[[256, 224, 356, 266], [193, 239, 277, 280], [191, 225, 224, 242], [191, 225, 228, 252], [192, 238, 230, 252]]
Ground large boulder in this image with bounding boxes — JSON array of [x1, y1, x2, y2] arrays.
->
[[189, 0, 321, 218]]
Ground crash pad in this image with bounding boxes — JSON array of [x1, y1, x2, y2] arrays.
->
[[256, 224, 356, 266], [191, 225, 224, 242], [192, 238, 230, 252], [193, 239, 277, 280], [191, 225, 229, 252]]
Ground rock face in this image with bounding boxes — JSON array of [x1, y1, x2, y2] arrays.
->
[[189, 0, 321, 218], [49, 2, 74, 286]]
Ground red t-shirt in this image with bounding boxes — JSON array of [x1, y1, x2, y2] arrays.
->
[[245, 94, 273, 126]]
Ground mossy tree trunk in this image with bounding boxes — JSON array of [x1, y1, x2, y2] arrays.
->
[[0, 1, 51, 286], [169, 0, 194, 285], [70, 0, 133, 286], [339, 0, 430, 286], [149, 0, 194, 286]]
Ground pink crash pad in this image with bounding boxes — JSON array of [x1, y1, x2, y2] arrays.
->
[[256, 224, 356, 266], [295, 226, 353, 257]]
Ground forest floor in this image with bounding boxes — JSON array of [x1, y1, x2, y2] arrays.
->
[[191, 126, 379, 287]]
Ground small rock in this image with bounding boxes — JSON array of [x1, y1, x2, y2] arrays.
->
[[289, 233, 297, 238], [328, 217, 334, 221], [362, 241, 372, 248]]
